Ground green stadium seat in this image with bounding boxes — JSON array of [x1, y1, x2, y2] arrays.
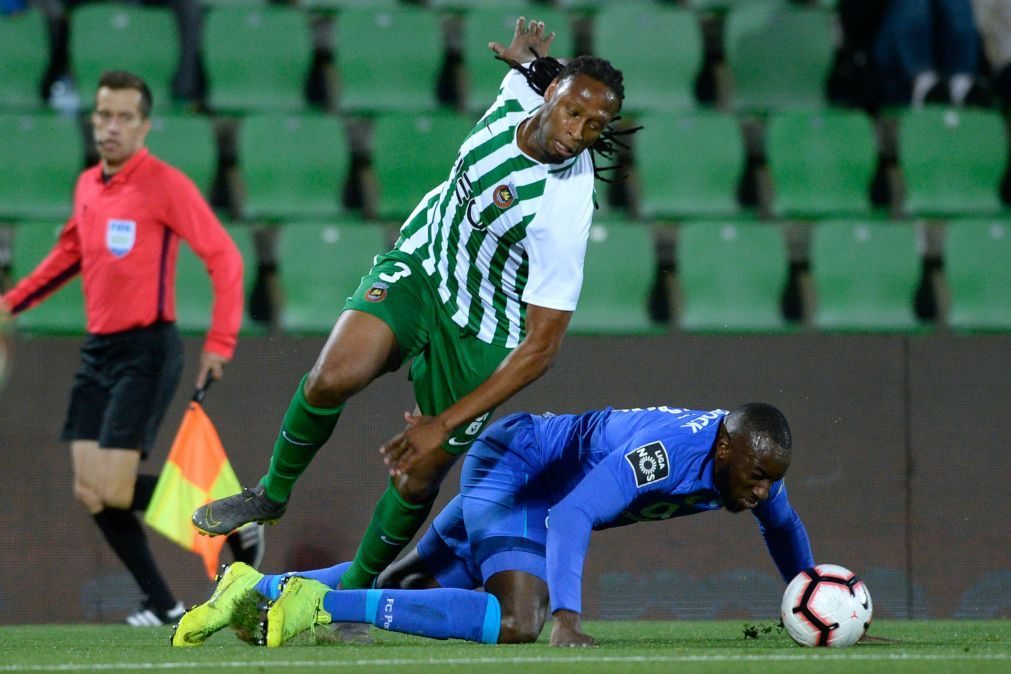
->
[[677, 221, 789, 332], [145, 114, 217, 196], [278, 221, 390, 334], [811, 220, 921, 332], [725, 1, 834, 111], [238, 113, 349, 221], [303, 0, 397, 8], [431, 0, 527, 8], [71, 4, 178, 109], [767, 110, 877, 217], [0, 113, 83, 221], [636, 112, 744, 218], [568, 222, 663, 335], [175, 225, 257, 333], [0, 9, 47, 111], [10, 222, 86, 334], [205, 7, 311, 112], [592, 4, 702, 112], [335, 8, 443, 113], [899, 109, 1006, 216], [461, 7, 571, 113], [944, 219, 1011, 331], [372, 112, 475, 220]]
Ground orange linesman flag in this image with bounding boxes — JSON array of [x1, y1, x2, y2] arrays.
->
[[145, 391, 241, 580]]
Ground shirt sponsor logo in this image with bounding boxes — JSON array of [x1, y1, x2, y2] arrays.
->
[[681, 409, 728, 433], [365, 282, 389, 303], [492, 183, 516, 209], [624, 441, 670, 488], [106, 219, 136, 257]]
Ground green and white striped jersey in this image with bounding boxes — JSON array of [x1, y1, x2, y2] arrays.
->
[[395, 70, 596, 349]]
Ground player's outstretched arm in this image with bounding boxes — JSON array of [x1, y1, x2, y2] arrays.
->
[[550, 609, 596, 647], [489, 16, 555, 67]]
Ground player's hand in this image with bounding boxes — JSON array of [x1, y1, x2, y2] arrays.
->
[[549, 610, 596, 647], [489, 17, 555, 66], [196, 350, 229, 389], [380, 411, 449, 477]]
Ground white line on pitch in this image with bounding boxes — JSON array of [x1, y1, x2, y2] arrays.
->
[[0, 653, 1009, 671]]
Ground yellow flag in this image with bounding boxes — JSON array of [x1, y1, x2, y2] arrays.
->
[[145, 401, 241, 579]]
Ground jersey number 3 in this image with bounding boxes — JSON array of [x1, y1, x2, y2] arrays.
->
[[379, 262, 412, 284]]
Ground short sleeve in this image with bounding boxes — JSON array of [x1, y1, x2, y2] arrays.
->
[[521, 159, 594, 311]]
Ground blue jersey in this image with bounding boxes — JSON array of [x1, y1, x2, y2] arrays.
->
[[517, 406, 813, 612]]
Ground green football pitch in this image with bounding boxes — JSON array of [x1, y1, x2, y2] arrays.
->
[[0, 620, 1007, 673]]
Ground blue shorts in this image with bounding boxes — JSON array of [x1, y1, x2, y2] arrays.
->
[[416, 413, 549, 587]]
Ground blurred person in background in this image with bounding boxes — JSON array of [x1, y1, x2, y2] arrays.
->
[[0, 71, 253, 625]]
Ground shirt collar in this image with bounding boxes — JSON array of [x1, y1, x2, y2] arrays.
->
[[94, 146, 150, 185]]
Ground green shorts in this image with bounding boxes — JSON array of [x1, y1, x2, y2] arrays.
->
[[343, 250, 512, 455]]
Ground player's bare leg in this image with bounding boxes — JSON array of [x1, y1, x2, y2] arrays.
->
[[484, 571, 550, 644]]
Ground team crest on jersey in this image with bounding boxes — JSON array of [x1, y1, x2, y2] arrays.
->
[[364, 282, 389, 303], [624, 441, 670, 489], [492, 183, 516, 209], [105, 219, 136, 257]]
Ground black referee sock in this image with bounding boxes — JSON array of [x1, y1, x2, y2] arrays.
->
[[93, 508, 176, 612], [130, 474, 159, 512]]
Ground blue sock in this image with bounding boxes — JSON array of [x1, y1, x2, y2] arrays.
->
[[255, 562, 352, 600], [322, 588, 501, 644]]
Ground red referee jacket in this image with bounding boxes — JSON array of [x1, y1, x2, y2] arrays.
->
[[3, 148, 243, 358]]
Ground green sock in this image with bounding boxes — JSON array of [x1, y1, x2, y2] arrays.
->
[[259, 374, 343, 504], [340, 481, 435, 589]]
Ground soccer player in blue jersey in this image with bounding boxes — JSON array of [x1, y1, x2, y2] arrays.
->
[[173, 402, 813, 647]]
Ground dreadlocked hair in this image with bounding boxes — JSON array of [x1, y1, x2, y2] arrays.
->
[[504, 53, 642, 184]]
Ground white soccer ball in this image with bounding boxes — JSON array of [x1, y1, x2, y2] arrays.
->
[[781, 564, 873, 647]]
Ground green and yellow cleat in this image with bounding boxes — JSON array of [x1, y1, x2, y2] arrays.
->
[[264, 576, 333, 647], [170, 562, 264, 647]]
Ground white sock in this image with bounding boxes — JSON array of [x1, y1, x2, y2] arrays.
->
[[911, 70, 939, 107], [949, 74, 973, 105]]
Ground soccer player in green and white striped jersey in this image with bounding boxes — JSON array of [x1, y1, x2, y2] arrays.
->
[[189, 16, 629, 609]]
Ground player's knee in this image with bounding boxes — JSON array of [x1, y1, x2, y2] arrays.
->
[[305, 365, 368, 407], [394, 475, 439, 505], [97, 481, 134, 510], [73, 482, 103, 513], [497, 611, 543, 644]]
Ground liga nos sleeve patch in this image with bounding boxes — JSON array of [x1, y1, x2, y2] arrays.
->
[[624, 441, 670, 488]]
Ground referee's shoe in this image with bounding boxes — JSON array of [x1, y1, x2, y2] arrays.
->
[[192, 485, 286, 536]]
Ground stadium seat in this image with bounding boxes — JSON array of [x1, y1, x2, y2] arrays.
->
[[238, 113, 350, 221], [461, 7, 572, 113], [811, 220, 921, 331], [145, 114, 217, 196], [944, 219, 1011, 331], [899, 109, 1006, 216], [676, 221, 789, 332], [205, 6, 311, 112], [277, 221, 390, 334], [568, 222, 663, 335], [10, 222, 86, 334], [591, 4, 702, 112], [70, 4, 178, 109], [725, 1, 834, 111], [372, 112, 476, 220], [0, 113, 83, 221], [335, 8, 443, 113], [636, 112, 744, 218], [175, 225, 257, 333], [767, 110, 877, 217], [0, 9, 47, 111], [303, 0, 397, 9]]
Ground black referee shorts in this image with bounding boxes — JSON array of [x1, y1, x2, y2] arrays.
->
[[61, 322, 184, 458]]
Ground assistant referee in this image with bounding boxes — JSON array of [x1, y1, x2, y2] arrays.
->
[[1, 71, 245, 625]]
